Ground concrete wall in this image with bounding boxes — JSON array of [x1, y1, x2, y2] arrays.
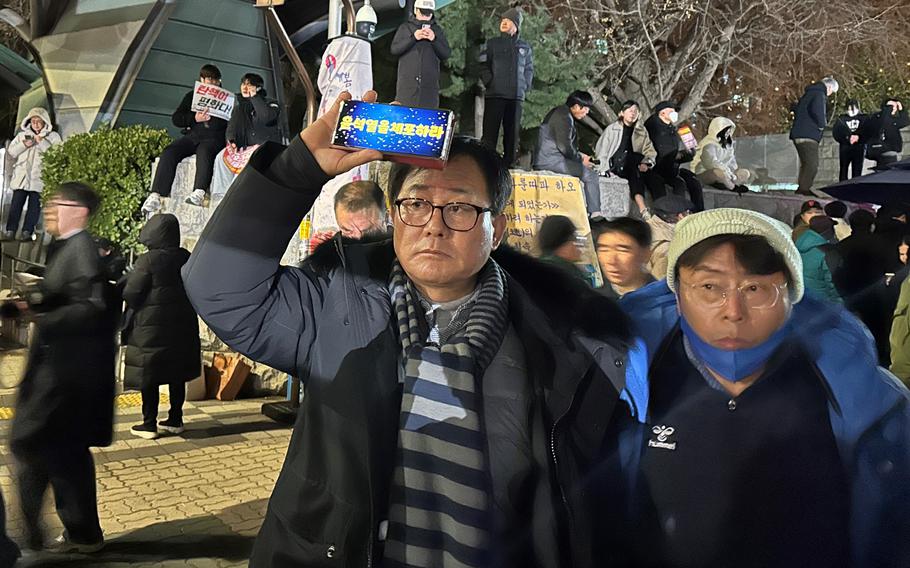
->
[[735, 129, 910, 191]]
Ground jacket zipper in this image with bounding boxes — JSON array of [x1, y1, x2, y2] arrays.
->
[[550, 390, 579, 538]]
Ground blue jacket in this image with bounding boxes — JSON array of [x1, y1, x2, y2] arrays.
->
[[789, 82, 828, 142], [795, 229, 842, 303], [618, 281, 910, 568]]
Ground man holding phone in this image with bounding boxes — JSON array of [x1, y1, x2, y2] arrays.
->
[[183, 90, 631, 568], [391, 0, 450, 109], [480, 7, 534, 167]]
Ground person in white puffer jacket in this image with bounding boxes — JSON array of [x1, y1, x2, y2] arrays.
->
[[691, 116, 752, 193], [4, 107, 61, 241]]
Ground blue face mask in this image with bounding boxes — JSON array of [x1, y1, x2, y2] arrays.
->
[[679, 316, 791, 382]]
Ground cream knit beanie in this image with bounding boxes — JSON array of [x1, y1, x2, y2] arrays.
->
[[665, 208, 804, 303]]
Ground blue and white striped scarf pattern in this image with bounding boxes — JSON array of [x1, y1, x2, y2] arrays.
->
[[385, 259, 509, 568]]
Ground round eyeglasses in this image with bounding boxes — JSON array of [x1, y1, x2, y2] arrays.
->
[[394, 198, 492, 232], [681, 281, 788, 310]]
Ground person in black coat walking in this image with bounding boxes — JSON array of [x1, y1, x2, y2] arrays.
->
[[480, 7, 534, 166], [832, 99, 868, 180], [144, 64, 228, 212], [124, 214, 201, 440], [863, 98, 910, 169], [390, 0, 450, 108], [5, 182, 116, 553], [789, 77, 838, 194]]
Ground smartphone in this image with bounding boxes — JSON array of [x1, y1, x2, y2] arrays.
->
[[422, 24, 431, 30], [332, 100, 455, 169]]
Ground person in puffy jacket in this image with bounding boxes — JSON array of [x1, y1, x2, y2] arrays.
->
[[479, 7, 533, 166], [615, 208, 910, 568], [4, 107, 61, 241], [390, 0, 450, 108], [124, 214, 200, 440], [789, 77, 838, 195], [692, 116, 752, 192]]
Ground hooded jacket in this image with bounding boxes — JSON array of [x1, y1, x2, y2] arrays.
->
[[182, 136, 633, 568], [789, 82, 828, 142], [618, 281, 910, 568], [796, 228, 842, 303], [7, 107, 61, 193], [123, 214, 200, 390], [390, 14, 451, 108], [832, 111, 869, 147], [691, 116, 738, 178], [479, 21, 533, 101]]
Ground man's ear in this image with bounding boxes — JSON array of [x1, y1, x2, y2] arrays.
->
[[492, 214, 507, 249]]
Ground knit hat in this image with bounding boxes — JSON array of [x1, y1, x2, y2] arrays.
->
[[501, 7, 523, 30], [666, 208, 804, 303]]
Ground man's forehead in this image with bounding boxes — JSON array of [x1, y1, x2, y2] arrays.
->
[[401, 159, 489, 200]]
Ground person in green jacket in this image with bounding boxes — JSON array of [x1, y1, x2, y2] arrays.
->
[[795, 216, 842, 303], [890, 275, 910, 386]]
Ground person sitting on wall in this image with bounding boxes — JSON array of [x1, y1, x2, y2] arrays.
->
[[210, 73, 282, 196], [691, 116, 752, 193], [533, 90, 603, 218], [142, 64, 228, 213]]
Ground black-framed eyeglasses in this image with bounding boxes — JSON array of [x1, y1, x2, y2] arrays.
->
[[394, 198, 492, 232]]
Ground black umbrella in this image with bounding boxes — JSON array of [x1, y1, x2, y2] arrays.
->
[[821, 164, 910, 205]]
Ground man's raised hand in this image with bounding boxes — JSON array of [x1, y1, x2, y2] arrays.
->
[[299, 90, 383, 177]]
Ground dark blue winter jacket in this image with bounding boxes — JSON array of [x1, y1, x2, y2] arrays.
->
[[617, 280, 910, 568], [789, 82, 829, 142]]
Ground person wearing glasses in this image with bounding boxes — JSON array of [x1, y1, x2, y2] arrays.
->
[[610, 208, 910, 568], [182, 90, 632, 568], [4, 182, 117, 554]]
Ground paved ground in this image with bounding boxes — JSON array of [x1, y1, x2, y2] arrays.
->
[[0, 392, 293, 567]]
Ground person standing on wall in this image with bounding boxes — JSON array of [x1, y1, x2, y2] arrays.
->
[[479, 7, 533, 167], [3, 107, 61, 242], [390, 0, 451, 109], [789, 77, 838, 195], [123, 213, 201, 440]]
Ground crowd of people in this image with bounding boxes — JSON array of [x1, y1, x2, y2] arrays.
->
[[0, 2, 908, 567]]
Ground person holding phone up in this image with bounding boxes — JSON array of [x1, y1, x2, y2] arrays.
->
[[3, 107, 61, 241], [390, 0, 451, 109]]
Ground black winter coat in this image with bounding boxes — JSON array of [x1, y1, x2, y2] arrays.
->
[[226, 91, 282, 149], [644, 114, 690, 174], [863, 104, 910, 156], [480, 33, 534, 101], [789, 83, 828, 142], [182, 138, 633, 568], [10, 231, 117, 455], [123, 214, 200, 390], [390, 16, 451, 108], [172, 90, 228, 142]]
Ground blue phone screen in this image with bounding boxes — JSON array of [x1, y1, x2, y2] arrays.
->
[[333, 101, 451, 159]]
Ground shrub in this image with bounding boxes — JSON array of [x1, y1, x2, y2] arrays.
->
[[41, 124, 171, 252]]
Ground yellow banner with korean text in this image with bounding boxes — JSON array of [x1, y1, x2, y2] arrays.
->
[[505, 171, 603, 287]]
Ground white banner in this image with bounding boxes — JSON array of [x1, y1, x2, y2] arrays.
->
[[190, 81, 235, 121]]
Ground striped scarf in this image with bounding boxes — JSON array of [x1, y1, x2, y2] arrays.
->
[[385, 259, 509, 568]]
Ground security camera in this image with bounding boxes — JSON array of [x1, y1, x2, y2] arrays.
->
[[355, 0, 377, 39]]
